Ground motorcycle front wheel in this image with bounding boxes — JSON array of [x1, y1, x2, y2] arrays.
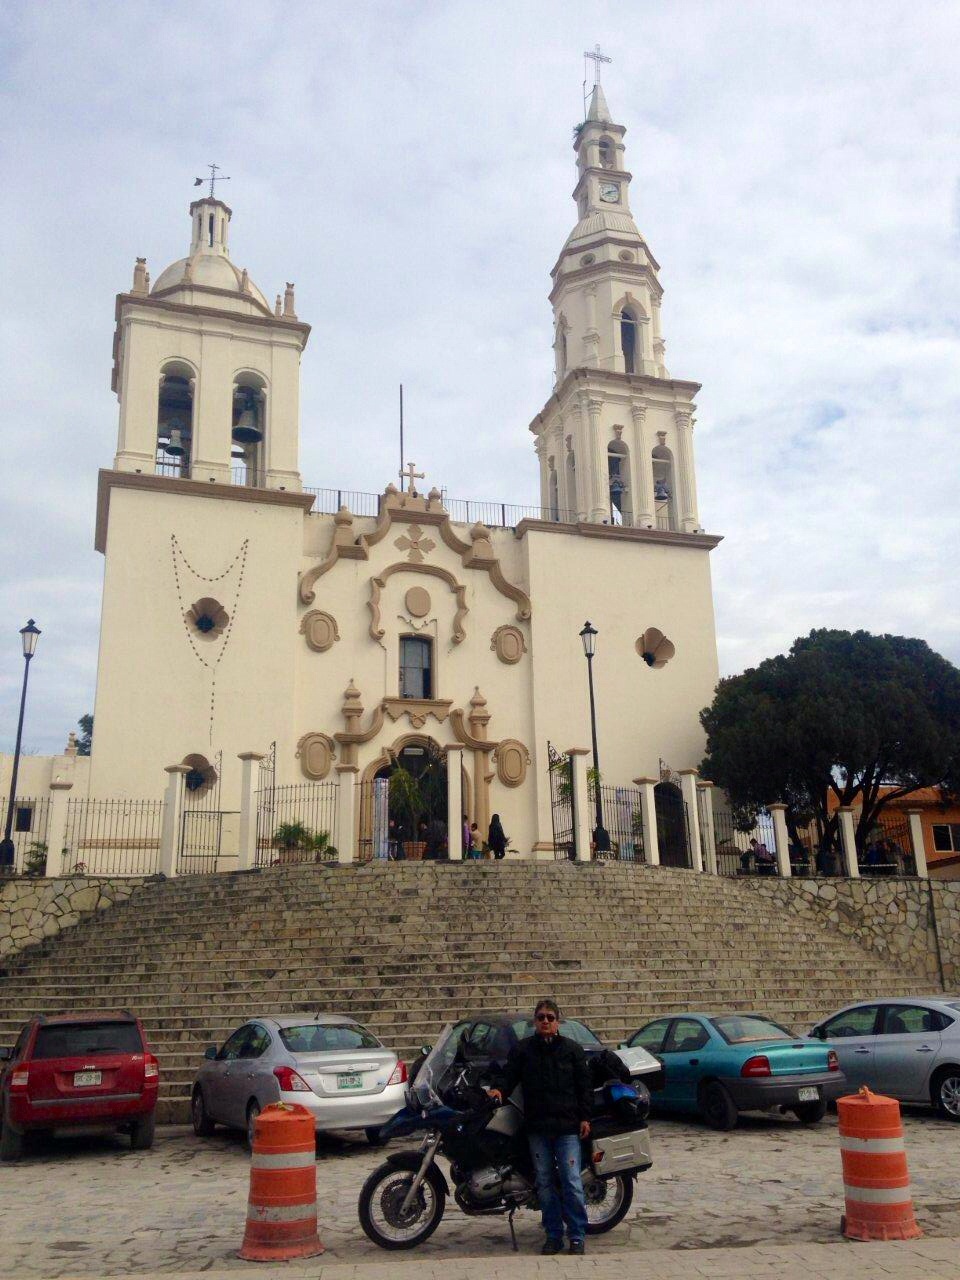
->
[[358, 1161, 447, 1250], [583, 1170, 634, 1234]]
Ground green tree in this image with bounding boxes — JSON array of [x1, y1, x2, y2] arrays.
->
[[700, 629, 960, 855], [77, 714, 93, 756]]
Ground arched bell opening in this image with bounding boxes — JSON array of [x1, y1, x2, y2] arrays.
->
[[598, 135, 616, 170], [620, 307, 639, 374], [607, 439, 632, 527], [565, 450, 578, 519], [652, 443, 677, 532], [548, 462, 560, 522], [156, 361, 195, 478], [231, 372, 267, 487]]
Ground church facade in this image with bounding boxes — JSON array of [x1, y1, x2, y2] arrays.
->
[[84, 82, 721, 860]]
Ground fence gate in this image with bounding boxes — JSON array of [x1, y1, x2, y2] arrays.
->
[[654, 778, 692, 868], [596, 784, 645, 862], [547, 742, 576, 861], [178, 751, 228, 874]]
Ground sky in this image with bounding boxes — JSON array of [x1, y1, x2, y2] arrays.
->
[[1, 0, 959, 755]]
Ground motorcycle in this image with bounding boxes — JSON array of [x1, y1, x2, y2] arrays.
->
[[358, 1023, 653, 1250]]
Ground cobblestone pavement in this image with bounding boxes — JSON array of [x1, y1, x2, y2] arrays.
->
[[0, 1110, 957, 1279]]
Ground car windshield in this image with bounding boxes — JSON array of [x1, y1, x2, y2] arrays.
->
[[710, 1015, 794, 1045], [517, 1018, 601, 1047], [279, 1023, 380, 1053], [33, 1021, 142, 1058]]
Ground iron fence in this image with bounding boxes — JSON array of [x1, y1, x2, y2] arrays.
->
[[860, 812, 917, 877], [654, 782, 692, 868], [547, 743, 575, 861], [257, 780, 339, 867], [0, 797, 50, 874], [713, 808, 780, 877], [62, 798, 164, 876], [594, 784, 645, 862]]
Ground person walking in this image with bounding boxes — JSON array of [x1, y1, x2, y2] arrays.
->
[[486, 999, 591, 1255], [488, 813, 508, 860]]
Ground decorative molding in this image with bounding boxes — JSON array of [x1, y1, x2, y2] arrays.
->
[[394, 524, 436, 563], [404, 586, 431, 618], [300, 610, 340, 652], [494, 739, 531, 788], [185, 596, 229, 641], [636, 627, 676, 669], [296, 732, 336, 780], [513, 517, 722, 551], [491, 624, 527, 665], [382, 697, 453, 730], [369, 562, 468, 646]]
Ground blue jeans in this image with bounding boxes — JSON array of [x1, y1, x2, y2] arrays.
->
[[528, 1132, 588, 1243]]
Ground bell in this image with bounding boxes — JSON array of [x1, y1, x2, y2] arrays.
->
[[164, 427, 186, 457], [232, 394, 263, 445], [654, 479, 670, 501]]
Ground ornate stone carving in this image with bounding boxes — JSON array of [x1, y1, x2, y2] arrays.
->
[[491, 624, 527, 665], [404, 586, 431, 618], [185, 597, 229, 641], [637, 627, 676, 669], [494, 739, 530, 788], [299, 610, 340, 652], [381, 697, 453, 730], [369, 563, 468, 646], [394, 524, 436, 563], [296, 732, 336, 780]]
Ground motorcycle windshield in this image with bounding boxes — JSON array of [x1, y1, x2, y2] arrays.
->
[[411, 1022, 464, 1110]]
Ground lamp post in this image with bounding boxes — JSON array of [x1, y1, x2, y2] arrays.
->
[[579, 621, 610, 855], [0, 620, 41, 873]]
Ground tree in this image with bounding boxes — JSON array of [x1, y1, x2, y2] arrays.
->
[[77, 714, 93, 756], [700, 629, 960, 855]]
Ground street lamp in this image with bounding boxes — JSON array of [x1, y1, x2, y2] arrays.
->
[[579, 621, 610, 855], [0, 620, 41, 873]]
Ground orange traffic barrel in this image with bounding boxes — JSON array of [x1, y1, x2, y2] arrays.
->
[[838, 1086, 921, 1241], [239, 1102, 325, 1261]]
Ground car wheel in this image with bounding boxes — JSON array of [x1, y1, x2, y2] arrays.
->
[[130, 1112, 156, 1151], [792, 1099, 827, 1125], [699, 1080, 738, 1130], [932, 1067, 960, 1121], [365, 1126, 387, 1146], [246, 1100, 261, 1149], [191, 1087, 216, 1137], [0, 1111, 23, 1162]]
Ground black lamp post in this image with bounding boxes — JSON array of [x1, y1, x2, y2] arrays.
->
[[579, 621, 610, 855], [0, 620, 41, 873]]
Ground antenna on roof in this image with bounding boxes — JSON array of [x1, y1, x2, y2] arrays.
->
[[399, 384, 404, 490]]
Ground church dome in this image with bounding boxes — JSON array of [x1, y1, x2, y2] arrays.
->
[[149, 197, 272, 317], [562, 209, 643, 252], [151, 253, 270, 310]]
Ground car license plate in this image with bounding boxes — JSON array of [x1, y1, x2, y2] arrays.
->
[[336, 1072, 363, 1090], [798, 1086, 819, 1102], [74, 1071, 101, 1087]]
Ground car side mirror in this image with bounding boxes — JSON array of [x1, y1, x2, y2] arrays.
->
[[419, 1045, 432, 1057], [0, 1047, 12, 1061], [204, 1045, 218, 1060], [812, 1027, 825, 1040]]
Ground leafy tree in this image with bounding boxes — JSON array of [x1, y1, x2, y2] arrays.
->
[[77, 714, 93, 756], [700, 629, 960, 854]]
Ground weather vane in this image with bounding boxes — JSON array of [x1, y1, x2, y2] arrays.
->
[[194, 163, 231, 198]]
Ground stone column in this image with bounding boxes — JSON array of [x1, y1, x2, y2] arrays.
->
[[445, 746, 464, 860], [236, 752, 264, 872], [335, 765, 358, 863], [679, 770, 704, 872], [584, 396, 607, 523], [159, 765, 190, 879], [697, 782, 718, 875], [584, 285, 600, 367], [534, 435, 549, 513], [837, 806, 860, 878], [633, 777, 660, 866], [45, 781, 73, 879], [651, 297, 666, 374], [568, 749, 592, 863], [468, 689, 492, 836], [630, 402, 653, 528], [906, 810, 928, 878], [768, 803, 792, 878], [674, 410, 698, 533]]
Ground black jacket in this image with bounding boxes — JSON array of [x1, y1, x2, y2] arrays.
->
[[499, 1033, 591, 1136]]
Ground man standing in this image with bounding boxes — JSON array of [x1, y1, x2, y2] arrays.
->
[[487, 999, 591, 1255]]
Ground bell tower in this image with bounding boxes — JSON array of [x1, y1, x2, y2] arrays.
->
[[531, 78, 702, 533]]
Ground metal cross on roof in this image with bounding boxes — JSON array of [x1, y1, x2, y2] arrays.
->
[[584, 44, 612, 85], [400, 461, 425, 495], [194, 163, 231, 198]]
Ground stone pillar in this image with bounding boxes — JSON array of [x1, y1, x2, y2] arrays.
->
[[335, 765, 358, 863], [630, 402, 653, 528], [534, 435, 549, 512], [445, 746, 464, 860], [697, 781, 718, 875], [568, 748, 592, 863], [633, 777, 660, 867], [584, 285, 600, 367], [673, 410, 697, 533], [837, 806, 859, 878], [236, 752, 264, 872], [45, 780, 73, 878], [906, 810, 928, 878], [768, 803, 792, 878], [159, 765, 190, 879], [679, 770, 704, 872], [585, 395, 607, 523]]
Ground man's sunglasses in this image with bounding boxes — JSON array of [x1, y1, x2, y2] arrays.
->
[[535, 1012, 558, 1023]]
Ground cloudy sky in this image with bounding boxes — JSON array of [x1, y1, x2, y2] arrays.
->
[[1, 1, 958, 755]]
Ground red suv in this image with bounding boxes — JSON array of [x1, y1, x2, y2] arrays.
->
[[0, 1011, 158, 1160]]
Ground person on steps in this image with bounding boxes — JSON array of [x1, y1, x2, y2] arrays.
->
[[488, 813, 508, 860]]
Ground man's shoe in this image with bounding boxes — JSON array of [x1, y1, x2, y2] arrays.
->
[[568, 1239, 585, 1255], [541, 1237, 564, 1255]]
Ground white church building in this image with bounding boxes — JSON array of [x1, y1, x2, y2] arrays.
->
[[6, 80, 723, 873]]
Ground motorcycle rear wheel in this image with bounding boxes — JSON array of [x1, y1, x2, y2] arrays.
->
[[358, 1161, 447, 1249], [583, 1170, 634, 1234]]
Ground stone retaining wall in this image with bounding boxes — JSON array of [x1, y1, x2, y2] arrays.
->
[[0, 876, 146, 964], [738, 875, 960, 988]]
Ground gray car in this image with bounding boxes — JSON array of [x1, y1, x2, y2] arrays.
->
[[191, 1014, 408, 1146], [809, 997, 960, 1119]]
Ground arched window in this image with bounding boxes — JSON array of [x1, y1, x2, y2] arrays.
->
[[652, 443, 677, 531], [598, 136, 615, 169], [607, 440, 632, 527], [156, 361, 194, 478], [621, 308, 638, 374], [548, 464, 560, 522], [400, 636, 433, 699], [232, 373, 267, 487]]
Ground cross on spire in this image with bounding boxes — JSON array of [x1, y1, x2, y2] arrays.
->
[[584, 44, 612, 86], [194, 163, 231, 199], [400, 461, 425, 495]]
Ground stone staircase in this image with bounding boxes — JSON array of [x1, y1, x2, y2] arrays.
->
[[0, 863, 934, 1123]]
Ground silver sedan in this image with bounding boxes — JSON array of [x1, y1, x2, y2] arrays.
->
[[190, 1014, 408, 1145], [809, 996, 960, 1119]]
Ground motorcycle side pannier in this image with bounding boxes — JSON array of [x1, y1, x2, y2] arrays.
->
[[588, 1123, 653, 1176]]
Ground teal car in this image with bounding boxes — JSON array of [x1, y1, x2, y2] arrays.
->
[[624, 1012, 845, 1130]]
